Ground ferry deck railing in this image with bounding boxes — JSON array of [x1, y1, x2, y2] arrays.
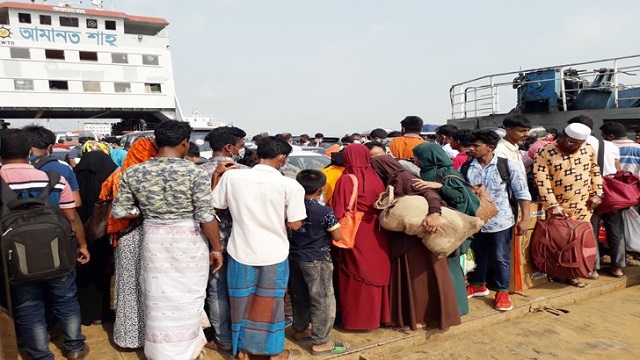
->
[[450, 54, 640, 119]]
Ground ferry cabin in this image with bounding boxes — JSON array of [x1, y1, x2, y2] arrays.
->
[[0, 1, 178, 122]]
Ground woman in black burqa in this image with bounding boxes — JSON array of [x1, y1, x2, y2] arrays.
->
[[73, 148, 118, 325]]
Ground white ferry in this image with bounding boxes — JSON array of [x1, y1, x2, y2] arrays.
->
[[0, 0, 178, 125]]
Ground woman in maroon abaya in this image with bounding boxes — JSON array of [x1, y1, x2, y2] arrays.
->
[[332, 144, 391, 330], [370, 155, 460, 331]]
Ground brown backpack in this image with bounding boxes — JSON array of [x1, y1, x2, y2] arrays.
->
[[531, 217, 597, 280]]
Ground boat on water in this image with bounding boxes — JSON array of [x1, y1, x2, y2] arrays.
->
[[447, 54, 640, 133], [0, 0, 179, 128]]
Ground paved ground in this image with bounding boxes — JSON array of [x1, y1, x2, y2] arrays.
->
[[24, 258, 640, 359], [358, 284, 640, 360]]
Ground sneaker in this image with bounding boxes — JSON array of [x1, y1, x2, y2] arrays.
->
[[467, 284, 490, 298], [494, 291, 513, 311]]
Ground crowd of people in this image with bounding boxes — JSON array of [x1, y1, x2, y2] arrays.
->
[[1, 113, 639, 360]]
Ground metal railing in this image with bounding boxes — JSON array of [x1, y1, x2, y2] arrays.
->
[[450, 54, 640, 119]]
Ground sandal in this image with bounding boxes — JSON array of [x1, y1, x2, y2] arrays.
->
[[312, 341, 351, 356], [608, 268, 626, 278], [292, 330, 313, 342], [586, 271, 599, 280], [566, 278, 586, 288]]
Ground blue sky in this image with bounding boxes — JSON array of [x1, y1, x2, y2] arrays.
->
[[61, 1, 640, 135]]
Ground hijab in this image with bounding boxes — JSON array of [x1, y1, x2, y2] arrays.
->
[[371, 154, 445, 211], [74, 151, 117, 222], [341, 144, 382, 195], [412, 142, 479, 216], [332, 144, 384, 218]]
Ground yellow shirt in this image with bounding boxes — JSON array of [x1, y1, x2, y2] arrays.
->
[[321, 165, 344, 205], [533, 142, 603, 221]]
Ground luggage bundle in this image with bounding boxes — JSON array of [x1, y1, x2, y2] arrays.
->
[[530, 217, 597, 279]]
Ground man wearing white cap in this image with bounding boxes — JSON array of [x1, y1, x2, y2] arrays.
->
[[533, 122, 604, 287]]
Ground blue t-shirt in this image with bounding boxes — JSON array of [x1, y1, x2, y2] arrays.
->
[[290, 199, 339, 262], [29, 155, 80, 191]]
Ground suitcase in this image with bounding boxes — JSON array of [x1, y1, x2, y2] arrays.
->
[[530, 217, 597, 280]]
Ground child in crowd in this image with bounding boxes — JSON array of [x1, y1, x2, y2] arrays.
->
[[290, 170, 350, 355]]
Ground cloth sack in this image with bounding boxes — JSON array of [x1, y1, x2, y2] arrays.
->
[[622, 207, 640, 253], [530, 217, 597, 279], [84, 200, 111, 241], [375, 186, 484, 258], [333, 174, 364, 249], [596, 171, 640, 214], [440, 175, 498, 224]]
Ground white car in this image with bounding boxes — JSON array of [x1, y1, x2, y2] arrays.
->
[[281, 150, 331, 178]]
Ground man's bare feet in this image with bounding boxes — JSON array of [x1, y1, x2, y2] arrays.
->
[[270, 349, 302, 360]]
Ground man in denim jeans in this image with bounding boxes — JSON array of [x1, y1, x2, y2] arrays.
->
[[1, 129, 90, 359], [464, 129, 531, 311], [289, 170, 349, 355], [201, 126, 247, 354]]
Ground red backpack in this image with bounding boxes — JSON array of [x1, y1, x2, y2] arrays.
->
[[530, 217, 597, 279]]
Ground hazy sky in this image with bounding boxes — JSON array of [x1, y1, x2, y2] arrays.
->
[[96, 1, 640, 135]]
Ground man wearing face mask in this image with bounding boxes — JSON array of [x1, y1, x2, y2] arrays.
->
[[200, 126, 247, 353], [23, 125, 82, 207], [212, 136, 307, 360]]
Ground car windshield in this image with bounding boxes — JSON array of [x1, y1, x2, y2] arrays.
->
[[281, 154, 330, 178], [190, 131, 211, 152]]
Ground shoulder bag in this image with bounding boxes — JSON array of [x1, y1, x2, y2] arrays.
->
[[333, 174, 364, 249]]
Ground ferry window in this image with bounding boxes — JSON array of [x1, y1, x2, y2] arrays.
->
[[145, 83, 162, 93], [142, 55, 159, 66], [40, 15, 52, 25], [49, 80, 69, 91], [18, 13, 31, 24], [86, 18, 98, 29], [105, 20, 116, 30], [45, 49, 65, 60], [111, 53, 128, 64], [10, 47, 30, 59], [60, 16, 79, 28], [0, 12, 8, 25], [79, 51, 98, 61], [83, 81, 101, 92], [114, 82, 131, 93], [14, 79, 34, 91]]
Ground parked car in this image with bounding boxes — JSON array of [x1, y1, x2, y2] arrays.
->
[[120, 129, 214, 159], [281, 150, 330, 178]]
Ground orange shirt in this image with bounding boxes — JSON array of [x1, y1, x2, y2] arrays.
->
[[389, 135, 426, 159]]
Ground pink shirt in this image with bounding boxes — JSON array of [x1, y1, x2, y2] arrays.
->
[[0, 163, 75, 209]]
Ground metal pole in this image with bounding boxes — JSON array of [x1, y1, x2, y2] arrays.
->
[[490, 76, 496, 114], [559, 67, 568, 111], [613, 59, 619, 108]]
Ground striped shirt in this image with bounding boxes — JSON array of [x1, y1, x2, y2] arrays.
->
[[0, 163, 75, 209], [612, 139, 640, 177]]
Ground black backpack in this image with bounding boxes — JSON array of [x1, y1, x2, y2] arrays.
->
[[460, 156, 518, 217], [0, 172, 77, 284]]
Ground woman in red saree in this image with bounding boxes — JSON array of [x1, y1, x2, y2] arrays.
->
[[332, 144, 391, 330]]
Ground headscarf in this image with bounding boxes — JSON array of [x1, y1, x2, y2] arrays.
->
[[332, 144, 384, 218], [100, 137, 158, 238], [370, 154, 445, 213], [74, 151, 117, 223], [413, 142, 479, 216], [81, 140, 110, 155]]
